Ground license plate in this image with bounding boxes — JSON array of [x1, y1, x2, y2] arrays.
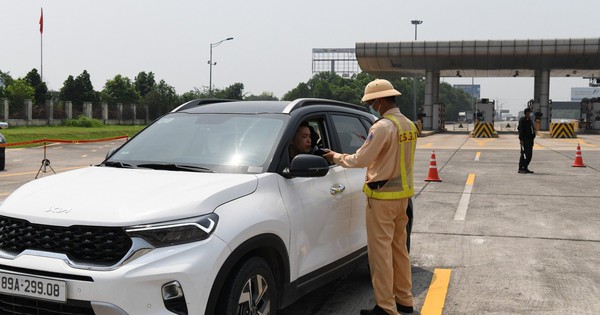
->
[[0, 271, 66, 302]]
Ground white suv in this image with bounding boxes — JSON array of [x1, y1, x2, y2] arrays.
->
[[0, 98, 376, 314]]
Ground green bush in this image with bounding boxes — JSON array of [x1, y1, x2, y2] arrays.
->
[[63, 116, 104, 128]]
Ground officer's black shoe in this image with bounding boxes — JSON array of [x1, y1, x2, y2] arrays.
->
[[360, 305, 388, 315], [525, 169, 534, 174], [518, 169, 527, 174], [397, 303, 414, 314]]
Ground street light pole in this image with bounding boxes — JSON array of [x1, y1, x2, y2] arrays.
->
[[208, 37, 234, 96], [411, 20, 422, 122]]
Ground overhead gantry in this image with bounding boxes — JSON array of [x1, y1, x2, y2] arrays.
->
[[355, 38, 600, 131]]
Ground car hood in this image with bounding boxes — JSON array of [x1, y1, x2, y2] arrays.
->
[[0, 166, 258, 226]]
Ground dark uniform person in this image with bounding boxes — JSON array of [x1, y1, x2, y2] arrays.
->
[[518, 107, 536, 174], [323, 79, 417, 315]]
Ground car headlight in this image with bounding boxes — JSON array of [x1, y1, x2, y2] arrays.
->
[[125, 213, 218, 247]]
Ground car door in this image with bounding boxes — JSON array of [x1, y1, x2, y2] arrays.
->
[[279, 116, 353, 279], [329, 113, 372, 254]]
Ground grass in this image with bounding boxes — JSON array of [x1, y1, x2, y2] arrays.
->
[[1, 125, 146, 148]]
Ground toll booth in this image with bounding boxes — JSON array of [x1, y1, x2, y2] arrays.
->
[[580, 98, 600, 130], [432, 103, 446, 131], [471, 98, 497, 138], [474, 98, 495, 123], [418, 103, 446, 132], [527, 99, 552, 131]]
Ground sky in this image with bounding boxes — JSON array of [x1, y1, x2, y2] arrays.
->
[[1, 0, 599, 114]]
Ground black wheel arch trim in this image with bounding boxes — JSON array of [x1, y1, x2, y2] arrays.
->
[[205, 233, 290, 315]]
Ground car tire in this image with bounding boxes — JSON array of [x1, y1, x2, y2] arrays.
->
[[220, 257, 278, 315], [0, 150, 5, 171]]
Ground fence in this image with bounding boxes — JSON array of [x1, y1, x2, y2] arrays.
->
[[0, 98, 149, 126]]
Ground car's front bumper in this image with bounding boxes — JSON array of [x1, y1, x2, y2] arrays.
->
[[0, 235, 230, 314]]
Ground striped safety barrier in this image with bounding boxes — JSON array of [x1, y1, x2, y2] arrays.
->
[[0, 135, 129, 148], [550, 123, 577, 138], [470, 122, 497, 138]]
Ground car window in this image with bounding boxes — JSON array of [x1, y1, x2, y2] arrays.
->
[[331, 115, 369, 154], [305, 117, 329, 149], [108, 113, 284, 172]]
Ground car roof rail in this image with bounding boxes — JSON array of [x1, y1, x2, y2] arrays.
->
[[283, 98, 367, 114], [171, 98, 237, 112]]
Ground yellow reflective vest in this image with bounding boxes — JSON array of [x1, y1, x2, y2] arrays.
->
[[363, 114, 417, 200]]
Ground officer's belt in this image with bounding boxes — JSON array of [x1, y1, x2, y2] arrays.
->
[[367, 180, 388, 190]]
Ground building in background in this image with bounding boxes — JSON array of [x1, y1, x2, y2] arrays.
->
[[571, 87, 600, 101], [453, 84, 481, 100], [312, 48, 360, 78]]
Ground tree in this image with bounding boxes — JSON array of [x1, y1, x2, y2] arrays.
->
[[213, 83, 244, 100], [244, 92, 279, 101], [60, 70, 98, 107], [283, 72, 376, 104], [282, 72, 473, 121], [438, 82, 474, 121], [282, 82, 310, 101], [5, 79, 34, 114], [0, 70, 14, 99], [179, 87, 209, 104], [134, 71, 156, 98], [143, 79, 178, 119], [101, 75, 140, 105], [24, 69, 49, 105]]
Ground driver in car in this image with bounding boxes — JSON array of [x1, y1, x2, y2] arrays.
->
[[289, 122, 330, 160], [288, 122, 313, 159]]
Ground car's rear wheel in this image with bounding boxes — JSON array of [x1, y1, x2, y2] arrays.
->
[[222, 257, 277, 315]]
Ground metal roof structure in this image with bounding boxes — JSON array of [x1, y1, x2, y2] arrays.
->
[[356, 38, 600, 78]]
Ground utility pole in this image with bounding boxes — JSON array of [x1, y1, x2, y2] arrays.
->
[[411, 20, 423, 121], [208, 37, 234, 96]]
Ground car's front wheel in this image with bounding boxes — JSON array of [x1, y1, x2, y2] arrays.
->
[[0, 149, 5, 171], [221, 256, 278, 315]]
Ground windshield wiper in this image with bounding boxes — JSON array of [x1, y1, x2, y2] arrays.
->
[[103, 161, 134, 168], [136, 163, 214, 173]]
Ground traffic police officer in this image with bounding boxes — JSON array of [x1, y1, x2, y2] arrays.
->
[[323, 79, 417, 315]]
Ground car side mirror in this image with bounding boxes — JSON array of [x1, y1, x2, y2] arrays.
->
[[283, 154, 329, 178]]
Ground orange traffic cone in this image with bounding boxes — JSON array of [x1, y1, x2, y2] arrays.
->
[[572, 143, 586, 167], [425, 150, 442, 182]]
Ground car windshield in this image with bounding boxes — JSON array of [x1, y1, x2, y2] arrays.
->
[[106, 112, 285, 173]]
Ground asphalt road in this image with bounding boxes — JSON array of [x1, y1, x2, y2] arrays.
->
[[1, 132, 599, 314]]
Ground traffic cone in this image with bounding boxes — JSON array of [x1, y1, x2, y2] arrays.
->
[[425, 151, 442, 182], [572, 143, 586, 167]]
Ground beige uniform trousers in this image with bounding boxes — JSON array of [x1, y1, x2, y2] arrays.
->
[[366, 197, 413, 315]]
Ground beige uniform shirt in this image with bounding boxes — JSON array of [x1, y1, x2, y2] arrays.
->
[[333, 108, 404, 184]]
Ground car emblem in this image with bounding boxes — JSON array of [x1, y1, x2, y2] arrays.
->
[[45, 206, 72, 214]]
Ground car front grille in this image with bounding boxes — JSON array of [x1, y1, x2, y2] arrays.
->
[[0, 216, 132, 267], [0, 294, 95, 315]]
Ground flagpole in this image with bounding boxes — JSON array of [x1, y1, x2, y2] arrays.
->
[[40, 29, 43, 80], [40, 7, 43, 80]]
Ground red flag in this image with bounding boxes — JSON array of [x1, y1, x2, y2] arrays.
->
[[39, 8, 43, 34]]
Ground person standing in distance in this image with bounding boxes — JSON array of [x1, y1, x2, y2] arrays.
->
[[323, 79, 417, 315], [518, 107, 536, 174]]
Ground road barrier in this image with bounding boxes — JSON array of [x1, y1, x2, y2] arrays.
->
[[470, 122, 498, 138], [0, 135, 129, 148], [550, 122, 577, 138]]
